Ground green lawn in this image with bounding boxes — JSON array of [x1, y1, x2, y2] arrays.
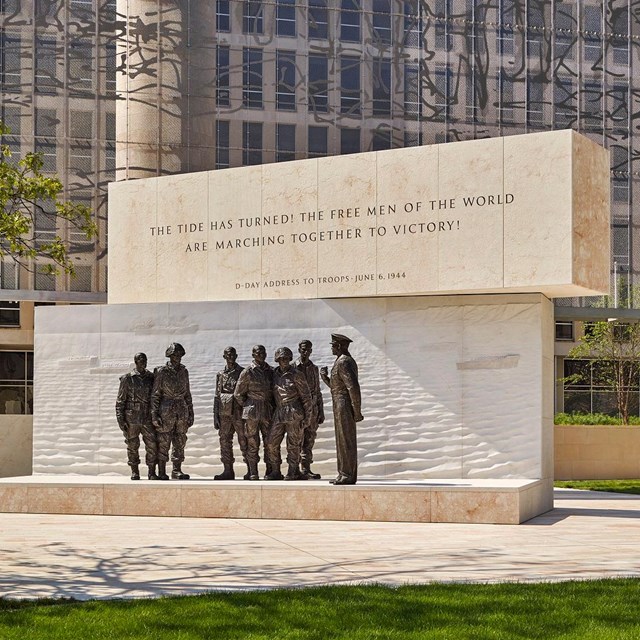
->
[[2, 580, 640, 639], [554, 479, 640, 495]]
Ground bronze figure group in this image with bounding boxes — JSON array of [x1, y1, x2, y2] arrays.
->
[[115, 335, 363, 484], [116, 343, 194, 480]]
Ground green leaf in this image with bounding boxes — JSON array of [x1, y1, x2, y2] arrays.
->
[[0, 119, 96, 277]]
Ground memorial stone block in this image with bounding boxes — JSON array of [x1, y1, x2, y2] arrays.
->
[[108, 130, 610, 304]]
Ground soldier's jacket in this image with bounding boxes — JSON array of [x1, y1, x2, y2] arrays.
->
[[115, 369, 154, 425], [214, 363, 244, 420], [330, 354, 361, 413], [234, 361, 274, 421], [151, 362, 194, 423], [295, 358, 324, 422], [272, 365, 314, 425]]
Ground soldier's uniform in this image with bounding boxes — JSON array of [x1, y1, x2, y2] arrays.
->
[[115, 368, 156, 469], [214, 362, 246, 469], [295, 357, 324, 472], [328, 352, 361, 484], [151, 362, 194, 467], [234, 361, 273, 477], [268, 364, 314, 479]]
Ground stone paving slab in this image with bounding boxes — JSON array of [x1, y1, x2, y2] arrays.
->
[[0, 489, 638, 600]]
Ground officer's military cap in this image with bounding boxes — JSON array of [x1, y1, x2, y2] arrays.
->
[[331, 333, 353, 344]]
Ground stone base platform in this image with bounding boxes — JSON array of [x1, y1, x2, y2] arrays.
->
[[0, 476, 552, 524]]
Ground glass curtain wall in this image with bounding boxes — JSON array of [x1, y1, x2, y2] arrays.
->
[[0, 0, 115, 296]]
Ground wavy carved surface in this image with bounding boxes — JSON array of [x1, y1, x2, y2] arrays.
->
[[33, 296, 552, 479]]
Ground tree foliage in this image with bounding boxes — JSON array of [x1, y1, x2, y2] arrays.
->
[[567, 321, 640, 424], [0, 120, 97, 276]]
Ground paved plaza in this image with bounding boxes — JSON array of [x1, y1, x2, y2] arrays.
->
[[0, 489, 638, 600]]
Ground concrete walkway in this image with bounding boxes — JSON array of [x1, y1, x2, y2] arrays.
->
[[0, 489, 638, 600]]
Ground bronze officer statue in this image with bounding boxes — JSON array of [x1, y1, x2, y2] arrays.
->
[[213, 346, 247, 480], [321, 334, 363, 485], [295, 340, 324, 479], [267, 346, 314, 481], [234, 345, 274, 480], [151, 343, 194, 480], [115, 352, 157, 480]]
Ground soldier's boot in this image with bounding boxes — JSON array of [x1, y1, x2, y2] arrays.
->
[[285, 464, 303, 481], [247, 461, 259, 481], [264, 462, 273, 479], [130, 465, 140, 481], [243, 465, 252, 480], [214, 464, 235, 481], [148, 464, 159, 481], [171, 463, 190, 480], [157, 461, 170, 481], [301, 460, 321, 480], [265, 466, 284, 481]]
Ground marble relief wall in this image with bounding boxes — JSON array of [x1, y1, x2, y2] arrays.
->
[[33, 294, 553, 481]]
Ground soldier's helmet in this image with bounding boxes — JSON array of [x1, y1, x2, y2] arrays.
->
[[165, 342, 186, 358], [274, 346, 293, 362]]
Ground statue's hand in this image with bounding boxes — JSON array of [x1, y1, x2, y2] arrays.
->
[[152, 417, 162, 429], [118, 420, 127, 433], [319, 366, 328, 376], [188, 415, 195, 428], [354, 412, 364, 422]]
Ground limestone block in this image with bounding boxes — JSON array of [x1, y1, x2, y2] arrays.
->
[[108, 131, 610, 304]]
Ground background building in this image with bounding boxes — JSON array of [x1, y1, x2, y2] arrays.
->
[[0, 0, 116, 422], [1, 0, 638, 422], [116, 0, 637, 307]]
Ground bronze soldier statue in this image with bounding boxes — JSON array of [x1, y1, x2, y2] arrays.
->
[[151, 343, 194, 480], [213, 346, 247, 480], [267, 347, 315, 481], [296, 340, 324, 479], [234, 345, 274, 480], [115, 352, 157, 480], [320, 334, 363, 485]]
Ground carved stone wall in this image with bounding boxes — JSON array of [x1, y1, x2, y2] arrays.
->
[[33, 294, 553, 480]]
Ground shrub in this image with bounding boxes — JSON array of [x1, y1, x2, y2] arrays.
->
[[554, 412, 640, 425]]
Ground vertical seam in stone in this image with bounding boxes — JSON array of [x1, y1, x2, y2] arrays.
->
[[436, 144, 440, 291], [260, 165, 264, 300], [374, 152, 378, 295], [315, 158, 319, 299], [156, 178, 160, 303], [460, 306, 465, 478], [502, 137, 505, 289]]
